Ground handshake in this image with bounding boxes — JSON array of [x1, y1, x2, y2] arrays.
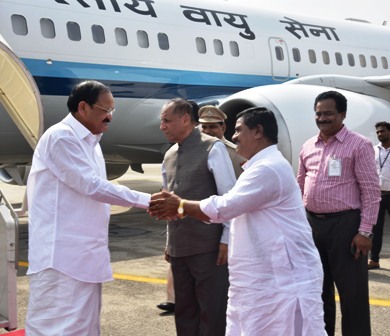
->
[[148, 190, 182, 220]]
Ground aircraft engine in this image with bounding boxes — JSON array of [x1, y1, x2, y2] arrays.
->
[[219, 83, 390, 172], [106, 163, 130, 180]]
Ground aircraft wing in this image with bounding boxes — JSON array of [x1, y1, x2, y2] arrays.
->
[[286, 75, 390, 102], [365, 75, 390, 89]]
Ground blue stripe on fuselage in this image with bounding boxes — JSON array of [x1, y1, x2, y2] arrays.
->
[[23, 58, 278, 98]]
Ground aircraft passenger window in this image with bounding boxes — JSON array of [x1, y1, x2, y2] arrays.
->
[[359, 54, 367, 67], [67, 22, 81, 41], [230, 41, 239, 57], [322, 51, 330, 65], [196, 37, 206, 54], [347, 53, 355, 67], [275, 47, 284, 61], [292, 48, 301, 62], [158, 33, 169, 50], [11, 15, 28, 36], [335, 52, 343, 66], [115, 28, 128, 46], [40, 18, 55, 39], [370, 56, 378, 68], [308, 49, 316, 64], [137, 30, 149, 48], [214, 39, 224, 56], [382, 57, 388, 69], [92, 25, 105, 44]]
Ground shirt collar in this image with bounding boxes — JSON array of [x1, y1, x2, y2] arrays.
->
[[63, 113, 103, 146], [316, 124, 347, 143], [242, 144, 277, 170], [377, 143, 390, 151]]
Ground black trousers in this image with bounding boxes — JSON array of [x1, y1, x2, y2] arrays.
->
[[370, 194, 390, 262], [170, 251, 229, 336], [307, 210, 371, 336]]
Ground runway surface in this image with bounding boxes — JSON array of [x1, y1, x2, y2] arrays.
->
[[1, 164, 389, 335]]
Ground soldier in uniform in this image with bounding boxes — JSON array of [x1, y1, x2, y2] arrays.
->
[[198, 105, 246, 178]]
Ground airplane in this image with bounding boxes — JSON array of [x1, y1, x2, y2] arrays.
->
[[1, 0, 390, 191]]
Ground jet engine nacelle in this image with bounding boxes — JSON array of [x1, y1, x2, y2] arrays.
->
[[219, 84, 388, 172]]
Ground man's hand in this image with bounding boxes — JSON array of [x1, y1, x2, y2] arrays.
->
[[351, 232, 372, 260], [216, 243, 228, 266], [149, 190, 181, 220]]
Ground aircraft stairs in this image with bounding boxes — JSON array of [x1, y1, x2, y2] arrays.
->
[[0, 34, 43, 331], [0, 190, 19, 331]]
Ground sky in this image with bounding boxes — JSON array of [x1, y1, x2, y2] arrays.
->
[[227, 0, 390, 26]]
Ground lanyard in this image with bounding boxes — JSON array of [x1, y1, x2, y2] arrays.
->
[[379, 147, 390, 170]]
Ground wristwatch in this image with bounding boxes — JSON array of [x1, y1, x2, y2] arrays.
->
[[177, 199, 186, 219], [358, 231, 373, 240]]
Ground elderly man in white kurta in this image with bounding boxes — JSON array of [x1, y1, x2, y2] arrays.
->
[[149, 107, 326, 336], [26, 81, 151, 335]]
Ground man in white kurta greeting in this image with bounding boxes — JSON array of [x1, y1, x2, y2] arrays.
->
[[26, 81, 151, 335], [149, 107, 326, 335]]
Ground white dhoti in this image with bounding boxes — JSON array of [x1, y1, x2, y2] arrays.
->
[[26, 268, 102, 336], [226, 286, 326, 336]]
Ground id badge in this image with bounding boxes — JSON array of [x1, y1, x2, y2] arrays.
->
[[328, 157, 342, 176]]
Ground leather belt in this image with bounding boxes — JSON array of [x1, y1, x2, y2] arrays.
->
[[306, 209, 359, 219]]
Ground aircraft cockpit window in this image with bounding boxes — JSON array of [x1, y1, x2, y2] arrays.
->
[[381, 57, 388, 69], [67, 22, 81, 41], [359, 54, 367, 68], [92, 25, 105, 44], [137, 30, 149, 48], [347, 53, 355, 67], [308, 49, 316, 64], [292, 48, 301, 62], [370, 56, 378, 68], [335, 52, 343, 66], [196, 37, 206, 54], [115, 28, 128, 46], [40, 18, 55, 39], [214, 39, 224, 56], [322, 51, 330, 65], [11, 14, 28, 36], [275, 46, 284, 61], [158, 33, 169, 50], [230, 41, 239, 57]]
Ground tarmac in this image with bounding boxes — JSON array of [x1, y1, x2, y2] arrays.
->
[[0, 164, 389, 336]]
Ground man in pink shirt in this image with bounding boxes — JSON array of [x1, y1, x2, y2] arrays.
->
[[297, 91, 380, 336]]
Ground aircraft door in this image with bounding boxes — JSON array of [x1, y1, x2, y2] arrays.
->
[[0, 35, 43, 150], [268, 38, 290, 81]]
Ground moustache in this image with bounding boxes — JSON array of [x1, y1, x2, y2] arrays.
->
[[316, 121, 332, 125], [103, 118, 111, 123]]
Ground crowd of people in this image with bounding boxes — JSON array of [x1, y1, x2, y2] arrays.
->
[[24, 80, 386, 336]]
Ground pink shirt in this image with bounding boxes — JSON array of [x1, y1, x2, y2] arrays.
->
[[297, 126, 380, 232]]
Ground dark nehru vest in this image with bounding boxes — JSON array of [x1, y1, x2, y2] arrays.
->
[[164, 128, 223, 257]]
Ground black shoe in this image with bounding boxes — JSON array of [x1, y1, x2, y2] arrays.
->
[[157, 302, 175, 312]]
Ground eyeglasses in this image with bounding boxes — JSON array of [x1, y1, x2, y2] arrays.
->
[[315, 112, 337, 118], [94, 103, 116, 115]]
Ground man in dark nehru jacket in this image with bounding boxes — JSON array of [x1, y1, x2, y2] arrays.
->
[[198, 105, 246, 178], [157, 104, 245, 314], [159, 98, 236, 336]]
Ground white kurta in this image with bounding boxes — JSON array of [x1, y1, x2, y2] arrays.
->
[[27, 113, 150, 283], [200, 145, 326, 335]]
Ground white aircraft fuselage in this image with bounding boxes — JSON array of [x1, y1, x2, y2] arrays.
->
[[1, 0, 390, 184]]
